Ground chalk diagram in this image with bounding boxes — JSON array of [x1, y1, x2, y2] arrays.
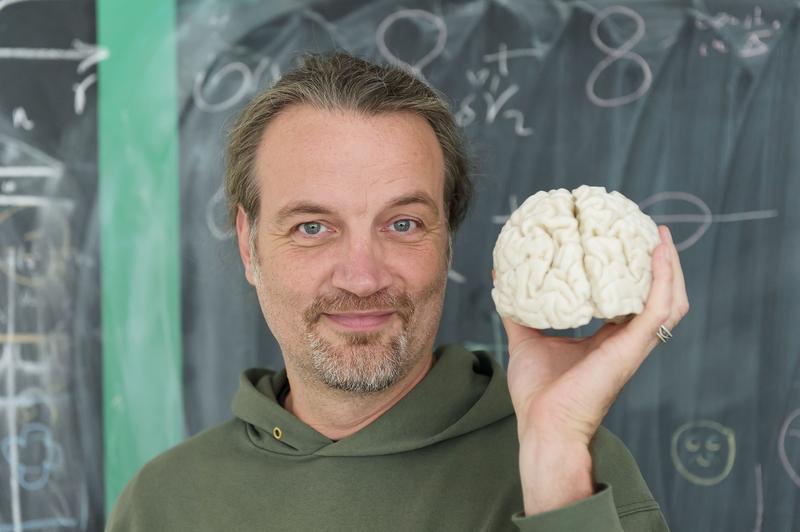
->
[[193, 56, 281, 113], [778, 408, 800, 487], [1, 422, 64, 491], [0, 136, 72, 287], [692, 6, 781, 59], [1, 135, 83, 529], [638, 192, 778, 251], [0, 36, 106, 118], [455, 42, 536, 137], [0, 0, 108, 118], [671, 419, 736, 486], [491, 192, 778, 252], [376, 9, 446, 79]]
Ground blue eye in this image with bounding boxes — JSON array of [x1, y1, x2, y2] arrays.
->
[[392, 219, 417, 232], [299, 222, 327, 236]]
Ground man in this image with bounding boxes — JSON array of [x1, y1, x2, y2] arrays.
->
[[107, 52, 688, 531]]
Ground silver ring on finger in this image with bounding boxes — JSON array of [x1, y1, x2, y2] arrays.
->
[[657, 324, 673, 343]]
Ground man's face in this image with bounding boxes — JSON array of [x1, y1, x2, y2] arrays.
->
[[237, 105, 450, 394]]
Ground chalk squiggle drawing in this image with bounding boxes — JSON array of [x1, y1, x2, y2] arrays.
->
[[1, 422, 64, 491], [778, 408, 800, 487], [671, 419, 736, 486], [376, 9, 446, 78]]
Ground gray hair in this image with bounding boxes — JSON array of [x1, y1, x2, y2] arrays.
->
[[225, 51, 473, 236]]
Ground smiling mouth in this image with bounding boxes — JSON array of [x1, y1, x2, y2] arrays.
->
[[694, 455, 715, 468], [323, 312, 395, 332]]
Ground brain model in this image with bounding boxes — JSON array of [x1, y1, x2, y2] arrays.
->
[[491, 185, 660, 329]]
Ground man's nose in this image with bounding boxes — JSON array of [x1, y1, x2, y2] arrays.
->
[[331, 231, 392, 298]]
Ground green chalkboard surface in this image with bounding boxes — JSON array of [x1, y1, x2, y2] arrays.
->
[[179, 1, 800, 531], [0, 0, 103, 529], [3, 0, 800, 531]]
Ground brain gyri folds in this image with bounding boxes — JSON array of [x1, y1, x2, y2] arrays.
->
[[492, 185, 659, 330]]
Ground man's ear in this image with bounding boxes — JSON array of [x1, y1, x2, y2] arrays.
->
[[235, 206, 256, 286]]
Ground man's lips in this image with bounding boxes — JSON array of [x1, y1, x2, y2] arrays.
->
[[322, 311, 395, 331]]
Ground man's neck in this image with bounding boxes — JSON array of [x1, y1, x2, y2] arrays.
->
[[283, 352, 435, 441]]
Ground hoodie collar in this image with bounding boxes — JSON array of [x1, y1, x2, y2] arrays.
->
[[231, 345, 515, 457]]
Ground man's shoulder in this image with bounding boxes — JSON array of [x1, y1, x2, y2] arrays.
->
[[106, 419, 247, 530], [145, 418, 242, 477], [116, 419, 243, 501]]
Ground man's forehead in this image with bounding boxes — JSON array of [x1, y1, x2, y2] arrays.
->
[[253, 104, 446, 215]]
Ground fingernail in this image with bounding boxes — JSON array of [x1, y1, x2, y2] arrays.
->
[[665, 227, 673, 244]]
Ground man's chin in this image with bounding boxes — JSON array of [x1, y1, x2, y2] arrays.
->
[[304, 330, 413, 394]]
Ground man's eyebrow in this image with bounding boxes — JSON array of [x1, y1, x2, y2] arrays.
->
[[274, 192, 440, 224], [384, 192, 440, 217], [274, 201, 334, 223]]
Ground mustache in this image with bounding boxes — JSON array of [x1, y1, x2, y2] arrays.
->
[[304, 290, 415, 326]]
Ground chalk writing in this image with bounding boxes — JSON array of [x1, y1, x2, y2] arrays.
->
[[1, 422, 64, 491], [0, 129, 83, 528], [206, 185, 233, 240], [483, 40, 549, 76], [2, 249, 23, 529], [778, 408, 800, 487], [376, 9, 446, 77], [0, 0, 48, 14], [0, 247, 78, 531], [0, 518, 78, 532], [456, 45, 532, 136], [586, 6, 652, 107], [753, 463, 763, 532], [694, 6, 781, 59], [0, 206, 72, 288], [639, 191, 778, 251], [0, 39, 108, 74], [447, 269, 466, 284], [73, 74, 96, 115], [0, 135, 64, 180], [11, 108, 33, 131], [194, 57, 281, 112], [671, 419, 736, 486]]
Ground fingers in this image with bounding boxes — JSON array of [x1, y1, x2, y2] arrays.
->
[[664, 226, 690, 324], [625, 226, 675, 352]]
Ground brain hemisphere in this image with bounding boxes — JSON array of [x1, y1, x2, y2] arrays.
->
[[492, 185, 659, 330]]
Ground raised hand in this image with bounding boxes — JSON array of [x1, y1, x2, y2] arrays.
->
[[499, 225, 689, 514]]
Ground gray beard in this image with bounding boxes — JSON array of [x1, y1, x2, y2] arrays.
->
[[304, 329, 412, 393]]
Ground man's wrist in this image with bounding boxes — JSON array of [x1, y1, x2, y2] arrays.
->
[[519, 438, 594, 516]]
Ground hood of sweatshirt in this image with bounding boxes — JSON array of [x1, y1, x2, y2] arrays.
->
[[231, 344, 515, 457]]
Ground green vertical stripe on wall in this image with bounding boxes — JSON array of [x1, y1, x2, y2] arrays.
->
[[98, 0, 184, 514]]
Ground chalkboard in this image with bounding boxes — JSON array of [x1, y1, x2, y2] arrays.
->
[[178, 1, 800, 530], [0, 0, 104, 530]]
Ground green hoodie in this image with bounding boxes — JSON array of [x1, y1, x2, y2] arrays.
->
[[107, 345, 669, 531]]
